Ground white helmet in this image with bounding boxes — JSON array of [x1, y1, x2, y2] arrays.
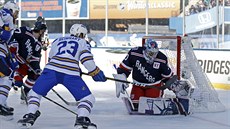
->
[[70, 24, 88, 38], [4, 1, 19, 14]]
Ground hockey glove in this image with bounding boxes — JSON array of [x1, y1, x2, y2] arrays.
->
[[112, 74, 129, 98], [9, 54, 19, 71], [169, 80, 191, 99], [0, 28, 11, 42], [89, 67, 107, 82]]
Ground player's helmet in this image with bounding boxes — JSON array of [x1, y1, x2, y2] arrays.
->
[[4, 1, 19, 14], [33, 21, 47, 31], [36, 16, 45, 23], [70, 24, 88, 38], [143, 38, 159, 64]]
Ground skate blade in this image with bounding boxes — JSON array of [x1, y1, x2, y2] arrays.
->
[[75, 125, 97, 129], [0, 115, 13, 121], [17, 122, 32, 129], [20, 100, 27, 104], [88, 125, 97, 129]]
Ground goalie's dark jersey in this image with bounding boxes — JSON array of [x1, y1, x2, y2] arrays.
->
[[117, 47, 173, 86], [8, 26, 42, 71]]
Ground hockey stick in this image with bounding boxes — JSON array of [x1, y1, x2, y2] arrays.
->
[[21, 85, 28, 105], [43, 96, 78, 116], [14, 40, 78, 111], [124, 90, 135, 110], [14, 55, 79, 106], [51, 89, 79, 106], [81, 72, 177, 90]]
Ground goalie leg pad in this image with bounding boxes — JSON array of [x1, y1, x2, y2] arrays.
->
[[138, 97, 189, 115]]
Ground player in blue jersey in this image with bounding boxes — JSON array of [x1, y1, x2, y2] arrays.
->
[[114, 39, 191, 115], [17, 24, 106, 129]]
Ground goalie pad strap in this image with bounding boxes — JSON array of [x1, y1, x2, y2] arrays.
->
[[172, 98, 189, 116]]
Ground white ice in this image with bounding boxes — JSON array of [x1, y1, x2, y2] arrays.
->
[[1, 76, 230, 129]]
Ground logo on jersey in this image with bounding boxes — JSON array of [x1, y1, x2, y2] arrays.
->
[[135, 60, 155, 82], [153, 62, 160, 69], [35, 44, 41, 51], [25, 39, 32, 56]]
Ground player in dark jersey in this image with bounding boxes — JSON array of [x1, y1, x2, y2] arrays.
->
[[115, 39, 191, 113], [8, 21, 47, 103]]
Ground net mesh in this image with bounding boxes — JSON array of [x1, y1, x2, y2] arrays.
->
[[142, 36, 225, 113]]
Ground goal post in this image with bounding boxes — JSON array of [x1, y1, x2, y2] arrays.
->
[[142, 35, 225, 113]]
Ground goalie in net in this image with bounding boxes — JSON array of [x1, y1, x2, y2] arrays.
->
[[114, 38, 192, 115], [114, 36, 225, 114]]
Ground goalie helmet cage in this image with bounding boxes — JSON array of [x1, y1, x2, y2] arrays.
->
[[142, 36, 225, 113]]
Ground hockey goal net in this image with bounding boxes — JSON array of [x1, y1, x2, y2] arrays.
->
[[142, 36, 225, 113]]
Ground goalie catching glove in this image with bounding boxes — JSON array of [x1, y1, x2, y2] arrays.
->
[[112, 74, 129, 98], [169, 79, 192, 99]]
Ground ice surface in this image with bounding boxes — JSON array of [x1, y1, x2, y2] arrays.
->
[[1, 77, 230, 129]]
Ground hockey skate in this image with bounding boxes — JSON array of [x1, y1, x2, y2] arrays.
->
[[17, 110, 41, 128], [0, 104, 14, 120], [74, 117, 97, 129]]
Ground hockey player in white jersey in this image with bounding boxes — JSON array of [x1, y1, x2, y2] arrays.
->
[[17, 24, 107, 129], [0, 1, 19, 120], [0, 1, 19, 30], [0, 27, 17, 120]]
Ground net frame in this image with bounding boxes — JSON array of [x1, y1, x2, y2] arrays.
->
[[142, 35, 225, 113]]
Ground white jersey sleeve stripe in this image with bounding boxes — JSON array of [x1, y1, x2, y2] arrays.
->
[[88, 66, 100, 76], [80, 56, 93, 64], [79, 50, 91, 57]]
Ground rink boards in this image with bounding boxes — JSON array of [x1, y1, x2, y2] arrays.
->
[[40, 48, 230, 90]]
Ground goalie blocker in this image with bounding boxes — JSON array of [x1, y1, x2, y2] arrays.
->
[[123, 97, 189, 116]]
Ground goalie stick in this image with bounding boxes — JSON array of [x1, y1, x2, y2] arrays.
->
[[52, 74, 177, 107], [81, 72, 178, 90]]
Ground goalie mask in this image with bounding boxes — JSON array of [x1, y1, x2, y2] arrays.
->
[[143, 39, 159, 64], [70, 24, 88, 38]]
